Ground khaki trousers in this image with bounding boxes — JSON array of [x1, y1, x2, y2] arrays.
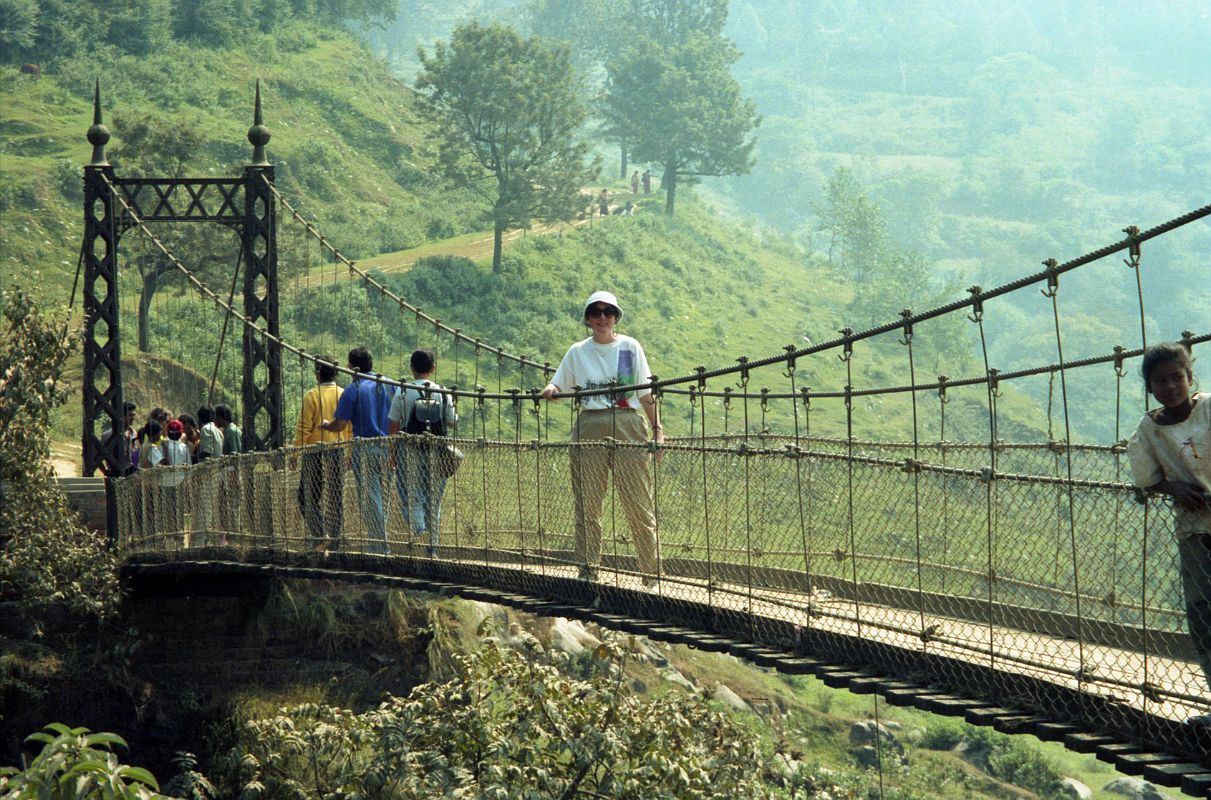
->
[[571, 409, 658, 575]]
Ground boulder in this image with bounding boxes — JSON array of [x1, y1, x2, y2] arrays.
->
[[849, 720, 901, 752], [548, 617, 600, 657], [1102, 777, 1165, 800], [713, 683, 752, 713], [1059, 777, 1092, 800]]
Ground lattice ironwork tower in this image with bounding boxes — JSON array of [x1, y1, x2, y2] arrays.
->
[[82, 81, 123, 477], [241, 83, 283, 452], [81, 81, 283, 477]]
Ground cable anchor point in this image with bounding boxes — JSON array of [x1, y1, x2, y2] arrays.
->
[[1112, 345, 1128, 378], [837, 328, 853, 362], [1122, 225, 1141, 269], [899, 308, 914, 345], [966, 286, 984, 323], [782, 344, 797, 378], [1040, 258, 1060, 298]]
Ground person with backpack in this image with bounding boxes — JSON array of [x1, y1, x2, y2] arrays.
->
[[326, 347, 394, 554], [388, 349, 458, 558]]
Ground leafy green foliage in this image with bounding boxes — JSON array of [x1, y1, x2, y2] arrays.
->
[[416, 21, 600, 272], [605, 29, 758, 214], [0, 287, 120, 628], [0, 723, 167, 800], [218, 636, 793, 799]]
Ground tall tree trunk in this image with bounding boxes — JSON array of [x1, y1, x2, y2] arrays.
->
[[492, 223, 504, 274], [138, 267, 161, 353], [664, 165, 676, 216], [619, 139, 628, 180]]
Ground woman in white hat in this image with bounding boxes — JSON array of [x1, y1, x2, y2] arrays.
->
[[542, 290, 662, 584]]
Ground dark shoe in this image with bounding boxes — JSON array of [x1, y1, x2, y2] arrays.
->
[[426, 547, 437, 558]]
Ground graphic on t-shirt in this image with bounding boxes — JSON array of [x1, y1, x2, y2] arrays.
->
[[615, 348, 634, 408], [1182, 437, 1201, 460]]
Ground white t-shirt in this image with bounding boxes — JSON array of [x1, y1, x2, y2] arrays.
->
[[551, 334, 652, 412], [162, 439, 190, 467], [1127, 392, 1211, 539]]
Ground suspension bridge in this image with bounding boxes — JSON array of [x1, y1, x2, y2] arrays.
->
[[74, 85, 1211, 794]]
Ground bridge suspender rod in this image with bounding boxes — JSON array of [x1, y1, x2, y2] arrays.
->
[[841, 331, 862, 639], [1042, 261, 1089, 701], [968, 292, 999, 669], [1123, 224, 1149, 411], [901, 311, 928, 644]]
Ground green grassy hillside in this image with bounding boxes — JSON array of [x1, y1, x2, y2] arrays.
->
[[2, 17, 1047, 456], [0, 24, 486, 306]]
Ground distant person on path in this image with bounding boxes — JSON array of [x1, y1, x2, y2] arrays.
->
[[388, 349, 458, 557], [631, 170, 639, 194], [642, 169, 651, 194], [326, 347, 394, 554], [194, 405, 223, 533], [541, 291, 662, 587], [598, 189, 609, 217], [1128, 342, 1211, 725], [294, 356, 349, 551]]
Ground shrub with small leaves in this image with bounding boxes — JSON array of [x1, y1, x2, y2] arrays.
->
[[219, 635, 798, 799]]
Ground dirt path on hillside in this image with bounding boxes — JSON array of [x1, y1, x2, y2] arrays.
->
[[291, 204, 627, 289]]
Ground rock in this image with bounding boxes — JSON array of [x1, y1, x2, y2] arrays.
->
[[1059, 777, 1092, 800], [713, 683, 752, 713], [1102, 777, 1165, 800], [849, 720, 898, 748], [660, 666, 696, 691], [853, 745, 881, 768], [548, 617, 600, 657], [882, 720, 902, 731]]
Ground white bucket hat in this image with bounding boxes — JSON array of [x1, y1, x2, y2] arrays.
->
[[582, 290, 622, 323]]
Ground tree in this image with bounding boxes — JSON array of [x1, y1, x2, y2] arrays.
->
[[416, 22, 599, 273], [0, 0, 37, 62], [0, 288, 121, 627], [111, 114, 240, 354], [528, 0, 729, 179], [606, 31, 758, 215]]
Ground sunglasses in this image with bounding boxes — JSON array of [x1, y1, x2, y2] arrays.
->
[[587, 305, 617, 318]]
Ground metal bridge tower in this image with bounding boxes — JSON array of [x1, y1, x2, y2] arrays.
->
[[81, 81, 283, 478]]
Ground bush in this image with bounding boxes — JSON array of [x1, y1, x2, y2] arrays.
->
[[0, 286, 121, 630], [217, 636, 786, 799]]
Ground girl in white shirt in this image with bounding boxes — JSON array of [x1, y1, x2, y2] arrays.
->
[[1127, 342, 1211, 722]]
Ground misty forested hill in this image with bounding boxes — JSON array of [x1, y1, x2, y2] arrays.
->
[[715, 1, 1210, 381]]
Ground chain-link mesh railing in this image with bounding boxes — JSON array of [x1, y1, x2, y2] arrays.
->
[[114, 425, 1208, 759]]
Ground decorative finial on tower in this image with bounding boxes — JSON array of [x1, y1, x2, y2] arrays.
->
[[247, 79, 271, 167], [86, 79, 110, 167]]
